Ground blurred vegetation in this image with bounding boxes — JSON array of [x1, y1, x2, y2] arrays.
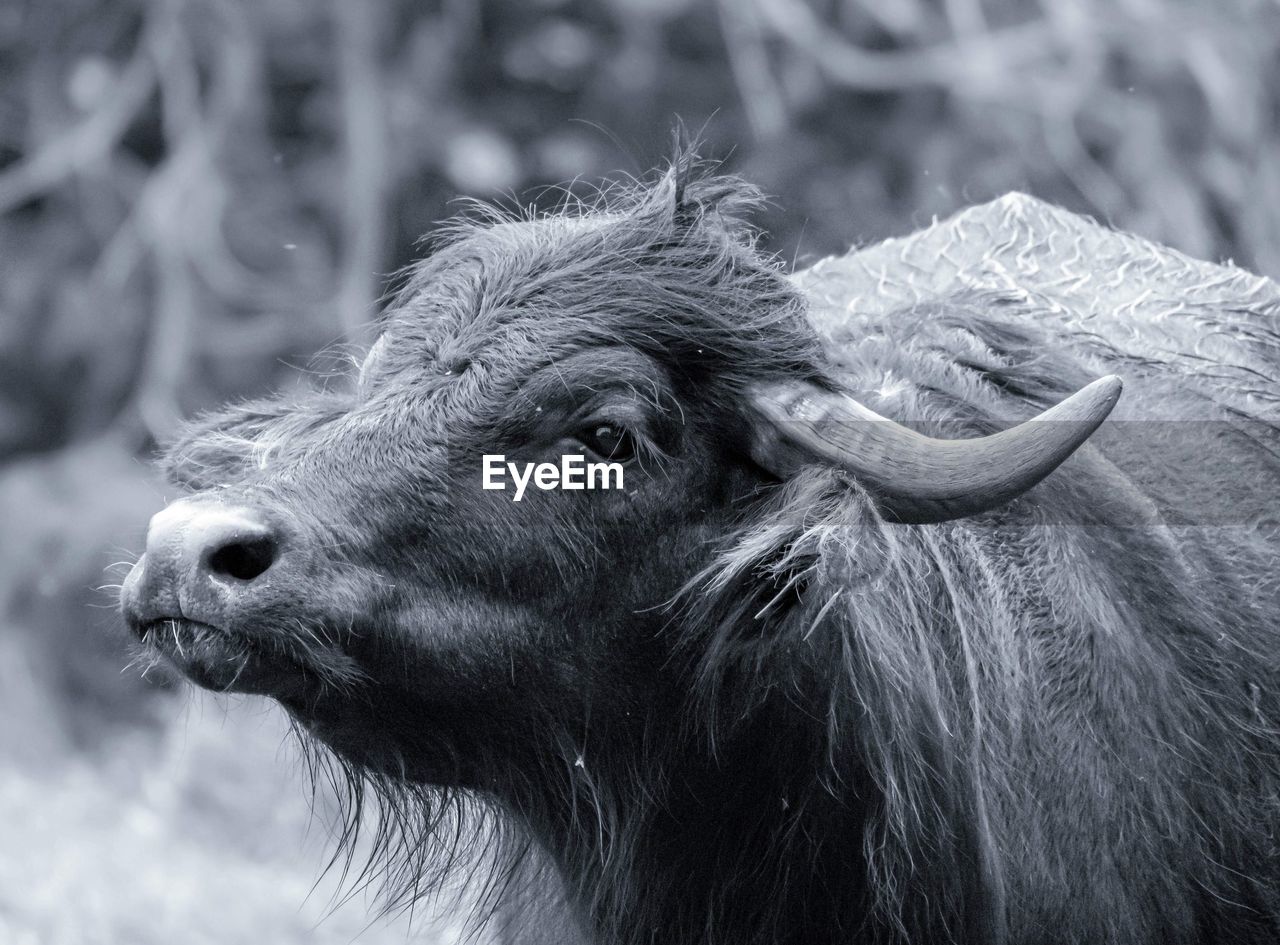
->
[[1, 0, 1277, 940]]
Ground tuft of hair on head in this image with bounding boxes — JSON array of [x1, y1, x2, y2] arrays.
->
[[381, 134, 828, 426], [648, 131, 768, 241], [598, 143, 826, 398]]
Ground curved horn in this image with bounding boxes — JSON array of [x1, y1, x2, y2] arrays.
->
[[747, 376, 1122, 524]]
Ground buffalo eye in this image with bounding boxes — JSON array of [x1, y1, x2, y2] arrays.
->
[[577, 423, 635, 463]]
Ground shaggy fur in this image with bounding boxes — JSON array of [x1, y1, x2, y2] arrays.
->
[[144, 154, 1280, 945]]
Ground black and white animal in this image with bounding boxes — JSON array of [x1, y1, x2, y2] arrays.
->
[[121, 157, 1280, 945]]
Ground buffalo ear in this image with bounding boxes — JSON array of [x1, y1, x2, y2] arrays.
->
[[746, 376, 1122, 524], [668, 126, 700, 224]]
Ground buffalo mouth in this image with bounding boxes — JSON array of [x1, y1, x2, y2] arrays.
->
[[133, 617, 323, 698]]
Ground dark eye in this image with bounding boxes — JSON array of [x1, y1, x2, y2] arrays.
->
[[577, 423, 635, 462]]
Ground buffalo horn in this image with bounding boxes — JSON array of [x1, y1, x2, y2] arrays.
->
[[747, 375, 1123, 523]]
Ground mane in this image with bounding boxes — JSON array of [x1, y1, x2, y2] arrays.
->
[[677, 470, 1013, 944], [668, 291, 1280, 943]]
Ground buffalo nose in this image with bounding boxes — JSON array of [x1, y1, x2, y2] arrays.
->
[[122, 498, 286, 630], [146, 501, 279, 583]]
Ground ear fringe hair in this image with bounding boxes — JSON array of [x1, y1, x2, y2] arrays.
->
[[678, 468, 1011, 943]]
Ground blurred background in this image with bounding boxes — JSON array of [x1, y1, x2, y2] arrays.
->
[[1, 0, 1278, 941]]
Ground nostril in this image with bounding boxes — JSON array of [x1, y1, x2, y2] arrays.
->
[[207, 535, 277, 581]]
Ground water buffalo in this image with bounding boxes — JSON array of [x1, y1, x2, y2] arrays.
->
[[120, 158, 1280, 945]]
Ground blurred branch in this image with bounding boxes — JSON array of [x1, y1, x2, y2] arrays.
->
[[132, 4, 205, 440], [715, 0, 788, 140], [1039, 102, 1129, 217], [753, 0, 1056, 90], [942, 0, 989, 39], [0, 32, 156, 215], [333, 0, 390, 343]]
